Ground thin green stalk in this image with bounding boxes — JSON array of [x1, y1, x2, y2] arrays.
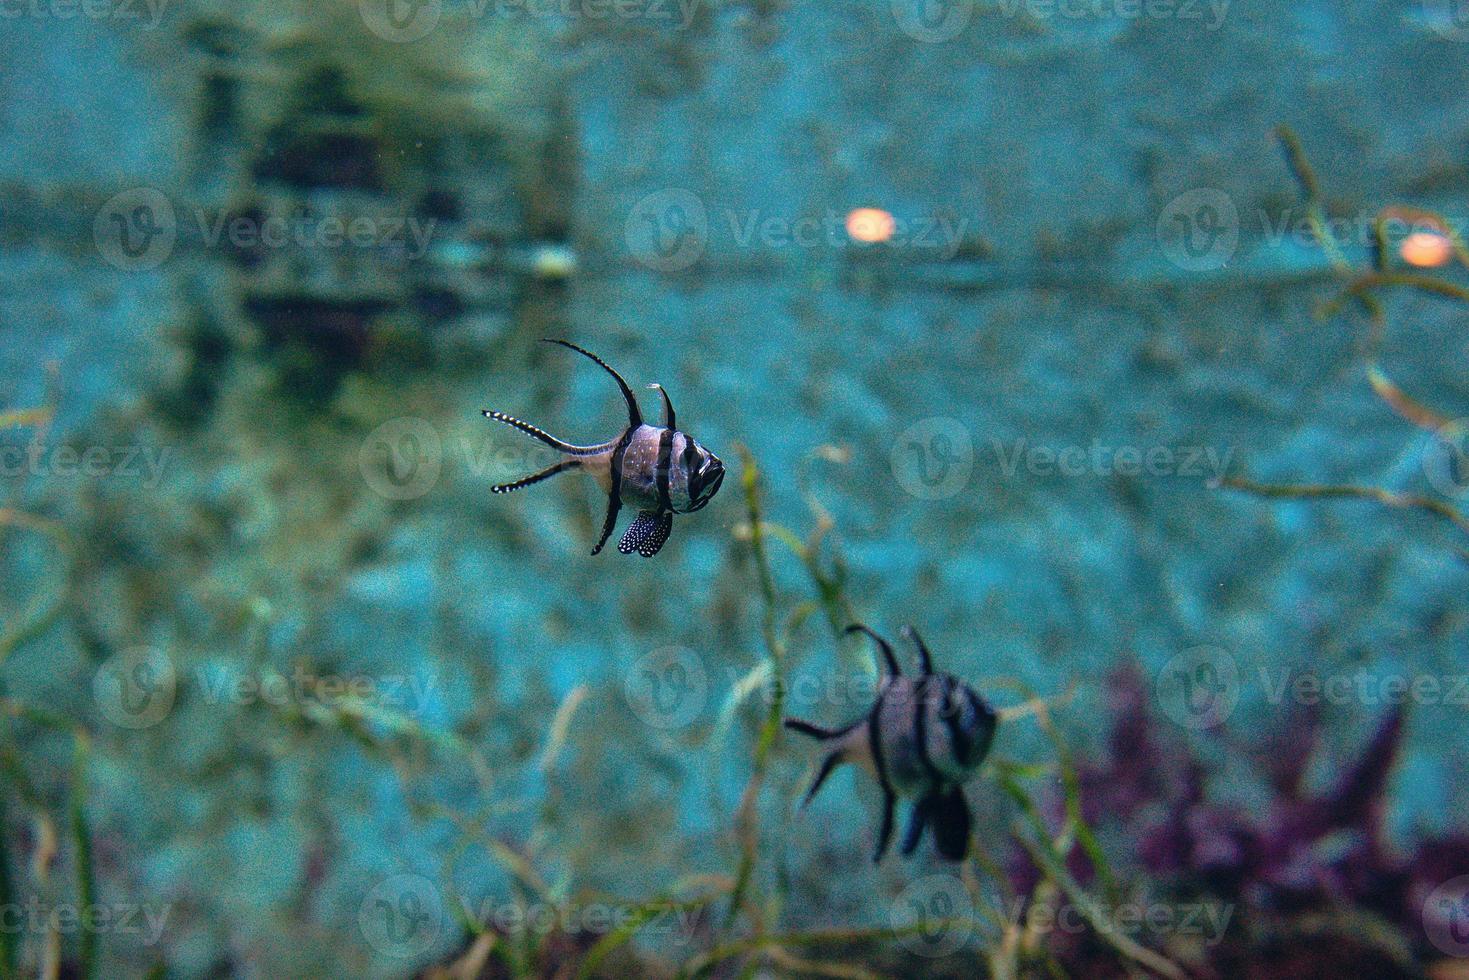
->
[[71, 735, 96, 980], [722, 447, 786, 933]]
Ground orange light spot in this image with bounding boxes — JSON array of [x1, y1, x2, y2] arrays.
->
[[1400, 231, 1453, 268], [846, 207, 896, 244]]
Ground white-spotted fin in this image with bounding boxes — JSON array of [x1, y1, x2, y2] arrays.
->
[[782, 624, 997, 863], [481, 339, 725, 557]]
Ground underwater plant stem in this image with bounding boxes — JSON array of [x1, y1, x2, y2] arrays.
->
[[1001, 797, 1186, 980], [1221, 476, 1469, 539], [70, 736, 96, 980], [722, 447, 787, 934]]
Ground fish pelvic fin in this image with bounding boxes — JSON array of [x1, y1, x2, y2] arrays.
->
[[618, 509, 673, 558], [928, 785, 972, 861], [542, 339, 643, 428], [592, 492, 622, 556]]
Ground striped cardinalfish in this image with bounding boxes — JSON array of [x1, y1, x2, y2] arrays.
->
[[482, 339, 725, 558], [784, 625, 997, 862]]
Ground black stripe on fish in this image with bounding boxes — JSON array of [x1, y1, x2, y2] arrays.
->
[[654, 428, 675, 513], [912, 676, 945, 785], [678, 431, 702, 502], [490, 459, 581, 494], [939, 675, 971, 765], [542, 339, 642, 428], [868, 684, 897, 862], [593, 426, 636, 555]]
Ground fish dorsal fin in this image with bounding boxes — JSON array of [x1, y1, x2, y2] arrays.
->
[[542, 339, 642, 428], [900, 625, 935, 676], [846, 623, 900, 678], [618, 509, 673, 557], [646, 383, 676, 429]]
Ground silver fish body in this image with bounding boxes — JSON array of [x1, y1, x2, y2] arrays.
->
[[784, 625, 997, 862]]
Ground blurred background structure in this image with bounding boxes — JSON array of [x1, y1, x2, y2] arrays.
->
[[1, 1, 1467, 976]]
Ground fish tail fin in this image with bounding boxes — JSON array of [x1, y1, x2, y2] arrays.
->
[[928, 785, 972, 861], [784, 718, 860, 808], [490, 458, 581, 495]]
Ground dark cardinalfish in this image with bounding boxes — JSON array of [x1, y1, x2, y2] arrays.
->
[[483, 339, 724, 557], [784, 625, 997, 862]]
